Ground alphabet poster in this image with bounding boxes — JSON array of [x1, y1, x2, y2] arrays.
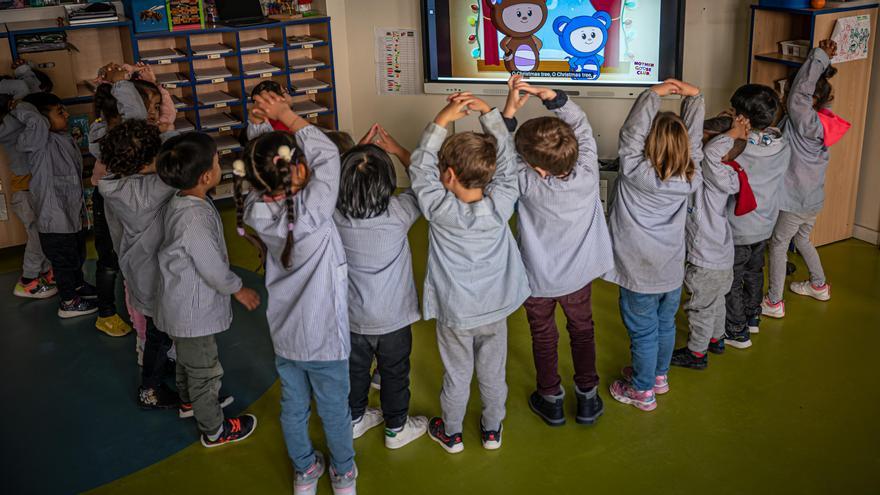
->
[[375, 28, 419, 95], [830, 14, 872, 64]]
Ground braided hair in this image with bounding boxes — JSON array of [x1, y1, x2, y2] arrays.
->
[[234, 131, 307, 269]]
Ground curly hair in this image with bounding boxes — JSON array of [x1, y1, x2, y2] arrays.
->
[[100, 119, 162, 177]]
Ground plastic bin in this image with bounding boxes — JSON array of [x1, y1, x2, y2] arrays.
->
[[779, 39, 810, 58]]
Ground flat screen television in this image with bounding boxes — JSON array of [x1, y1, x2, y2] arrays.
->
[[423, 0, 686, 98]]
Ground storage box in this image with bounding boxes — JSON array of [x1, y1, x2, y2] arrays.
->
[[758, 0, 811, 8], [779, 39, 810, 58], [124, 0, 170, 34], [21, 50, 78, 99]]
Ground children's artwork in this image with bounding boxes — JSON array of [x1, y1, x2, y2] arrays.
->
[[830, 14, 872, 64], [165, 0, 204, 31], [68, 114, 89, 149], [374, 28, 419, 96]]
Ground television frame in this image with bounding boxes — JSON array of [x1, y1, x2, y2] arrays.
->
[[422, 0, 687, 99]]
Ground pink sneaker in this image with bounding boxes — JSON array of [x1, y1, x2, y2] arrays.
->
[[622, 366, 669, 395], [761, 296, 785, 319], [609, 380, 656, 411], [789, 281, 831, 301]]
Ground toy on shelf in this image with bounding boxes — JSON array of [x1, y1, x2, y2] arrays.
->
[[166, 0, 205, 31]]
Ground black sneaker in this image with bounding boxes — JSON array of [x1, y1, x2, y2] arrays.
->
[[670, 347, 708, 370], [574, 387, 604, 425], [138, 383, 180, 410], [428, 417, 463, 454], [179, 394, 235, 418], [528, 391, 565, 426], [723, 328, 753, 350], [58, 296, 99, 318], [708, 338, 725, 355], [75, 282, 98, 300], [480, 420, 502, 450], [200, 414, 257, 448]]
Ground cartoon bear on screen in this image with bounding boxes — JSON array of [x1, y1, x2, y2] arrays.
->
[[553, 11, 612, 80], [489, 0, 549, 73]]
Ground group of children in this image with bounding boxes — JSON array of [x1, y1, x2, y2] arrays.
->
[[0, 38, 847, 495]]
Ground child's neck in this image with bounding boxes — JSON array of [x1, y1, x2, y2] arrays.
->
[[452, 187, 483, 204], [180, 187, 209, 200], [139, 163, 157, 175]]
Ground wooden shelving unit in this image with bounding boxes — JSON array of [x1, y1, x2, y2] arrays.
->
[[0, 16, 340, 247], [748, 3, 878, 246]]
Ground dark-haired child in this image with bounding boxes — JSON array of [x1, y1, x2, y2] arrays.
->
[[238, 92, 356, 495], [0, 60, 44, 99], [13, 93, 96, 317], [605, 80, 704, 412], [246, 81, 291, 140], [156, 132, 260, 447], [500, 75, 611, 427], [98, 119, 179, 409], [672, 115, 751, 369], [411, 93, 529, 453], [724, 83, 789, 346], [334, 128, 427, 450], [763, 40, 849, 319]]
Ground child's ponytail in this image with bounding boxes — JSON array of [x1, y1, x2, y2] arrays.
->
[[278, 145, 297, 269]]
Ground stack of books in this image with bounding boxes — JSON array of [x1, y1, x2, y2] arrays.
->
[[64, 3, 119, 26]]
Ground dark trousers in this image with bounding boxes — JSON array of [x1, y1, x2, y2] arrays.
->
[[174, 335, 224, 434], [523, 283, 599, 397], [142, 316, 174, 389], [725, 240, 767, 333], [38, 230, 86, 301], [349, 326, 412, 429], [92, 189, 120, 317]]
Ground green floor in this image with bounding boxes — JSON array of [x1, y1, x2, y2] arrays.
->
[[5, 203, 879, 494]]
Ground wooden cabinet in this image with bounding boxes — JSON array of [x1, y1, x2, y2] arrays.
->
[[748, 3, 879, 246]]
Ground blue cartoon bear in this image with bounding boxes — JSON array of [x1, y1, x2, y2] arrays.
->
[[553, 11, 612, 80]]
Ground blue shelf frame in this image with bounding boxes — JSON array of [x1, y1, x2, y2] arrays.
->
[[1, 16, 340, 133]]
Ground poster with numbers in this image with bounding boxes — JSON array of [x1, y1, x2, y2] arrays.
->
[[375, 28, 419, 95]]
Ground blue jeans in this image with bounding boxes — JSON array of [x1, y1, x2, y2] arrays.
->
[[275, 356, 354, 474], [619, 286, 682, 391]]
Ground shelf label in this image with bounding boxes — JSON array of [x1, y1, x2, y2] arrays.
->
[[211, 78, 225, 84], [208, 54, 221, 59], [220, 126, 232, 132], [214, 103, 228, 108], [260, 72, 273, 78], [164, 84, 177, 89], [307, 112, 319, 118], [306, 89, 318, 95], [302, 44, 314, 49], [259, 48, 270, 54], [220, 149, 232, 155], [158, 59, 172, 65], [305, 68, 316, 73]]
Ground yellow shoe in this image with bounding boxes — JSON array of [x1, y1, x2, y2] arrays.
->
[[96, 314, 133, 337]]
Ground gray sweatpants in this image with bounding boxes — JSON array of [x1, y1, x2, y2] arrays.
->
[[768, 210, 826, 303], [10, 190, 50, 279], [174, 335, 225, 434], [684, 264, 733, 354], [436, 319, 508, 434]]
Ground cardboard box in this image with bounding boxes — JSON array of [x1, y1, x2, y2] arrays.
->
[[21, 50, 77, 99]]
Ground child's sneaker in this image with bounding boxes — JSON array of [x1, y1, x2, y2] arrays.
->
[[75, 282, 98, 300], [13, 277, 58, 299], [480, 420, 502, 450], [670, 347, 708, 370], [95, 314, 132, 337], [200, 414, 257, 448], [384, 415, 428, 449], [761, 296, 785, 319], [370, 370, 381, 390], [528, 390, 565, 426], [609, 380, 657, 412], [708, 338, 725, 355], [428, 417, 463, 454], [179, 394, 235, 418], [41, 269, 55, 286], [790, 280, 831, 301], [352, 407, 383, 439], [138, 383, 180, 410], [748, 316, 761, 334], [723, 328, 753, 349], [58, 297, 98, 318], [329, 463, 358, 495], [294, 451, 326, 495], [621, 366, 669, 395], [574, 386, 603, 425]]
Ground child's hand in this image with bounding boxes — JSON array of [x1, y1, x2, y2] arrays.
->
[[11, 59, 27, 70], [359, 123, 380, 145], [650, 81, 679, 97], [134, 63, 157, 83], [234, 287, 261, 311], [666, 79, 700, 97], [434, 93, 474, 127], [819, 39, 837, 59], [519, 84, 557, 102], [451, 92, 491, 115], [503, 75, 531, 118], [253, 91, 294, 121], [249, 105, 266, 125], [726, 114, 751, 141], [375, 125, 411, 166]]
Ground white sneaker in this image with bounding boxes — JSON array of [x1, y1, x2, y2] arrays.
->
[[385, 415, 428, 449], [790, 281, 831, 301], [352, 407, 383, 439], [761, 296, 785, 319]]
